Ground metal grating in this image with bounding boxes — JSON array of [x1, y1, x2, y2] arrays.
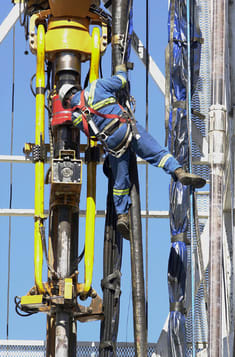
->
[[0, 341, 158, 357], [186, 0, 211, 353], [0, 341, 45, 357]]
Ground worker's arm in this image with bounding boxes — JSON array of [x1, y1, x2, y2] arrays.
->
[[98, 65, 128, 94], [70, 65, 127, 108]]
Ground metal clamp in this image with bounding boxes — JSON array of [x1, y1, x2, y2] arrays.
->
[[82, 107, 91, 117], [111, 33, 125, 49], [171, 232, 190, 245], [170, 301, 186, 315]]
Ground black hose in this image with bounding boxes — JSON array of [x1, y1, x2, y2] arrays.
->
[[14, 296, 37, 317], [100, 157, 123, 357], [112, 0, 130, 69], [129, 151, 147, 356]]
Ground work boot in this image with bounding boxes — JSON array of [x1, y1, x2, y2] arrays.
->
[[174, 168, 206, 189], [117, 214, 130, 240]]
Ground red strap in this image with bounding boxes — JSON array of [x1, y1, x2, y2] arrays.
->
[[88, 105, 129, 123], [71, 92, 129, 136], [79, 91, 90, 137]]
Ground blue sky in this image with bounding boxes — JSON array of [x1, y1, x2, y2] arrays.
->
[[0, 0, 172, 344]]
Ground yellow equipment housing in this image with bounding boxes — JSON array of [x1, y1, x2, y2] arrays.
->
[[45, 17, 92, 59]]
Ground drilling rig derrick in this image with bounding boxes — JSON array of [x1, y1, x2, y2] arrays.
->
[[14, 0, 147, 356]]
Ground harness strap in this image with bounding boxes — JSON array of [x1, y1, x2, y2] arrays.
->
[[80, 91, 90, 137], [72, 91, 134, 158], [72, 91, 129, 135]]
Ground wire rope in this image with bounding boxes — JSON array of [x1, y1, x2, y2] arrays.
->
[[145, 0, 149, 336], [6, 25, 16, 340], [186, 0, 196, 356]]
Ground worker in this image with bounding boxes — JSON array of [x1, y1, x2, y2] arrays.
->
[[58, 65, 206, 239]]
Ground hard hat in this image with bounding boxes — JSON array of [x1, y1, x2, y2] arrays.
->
[[59, 83, 80, 107]]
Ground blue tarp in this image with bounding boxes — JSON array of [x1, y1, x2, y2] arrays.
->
[[167, 0, 202, 356]]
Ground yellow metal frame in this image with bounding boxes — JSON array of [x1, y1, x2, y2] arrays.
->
[[82, 27, 100, 295], [34, 24, 46, 294], [21, 295, 44, 306]]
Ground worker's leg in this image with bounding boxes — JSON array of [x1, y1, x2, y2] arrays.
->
[[131, 122, 206, 188], [131, 122, 181, 175], [108, 150, 131, 239], [108, 150, 131, 215]]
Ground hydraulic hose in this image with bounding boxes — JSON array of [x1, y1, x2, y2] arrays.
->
[[100, 159, 123, 357], [34, 23, 45, 294], [83, 27, 100, 295]]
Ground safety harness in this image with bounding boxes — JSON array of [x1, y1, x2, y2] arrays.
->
[[72, 90, 136, 158]]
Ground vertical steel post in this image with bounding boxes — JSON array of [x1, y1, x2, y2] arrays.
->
[[209, 0, 226, 355], [228, 2, 235, 352]]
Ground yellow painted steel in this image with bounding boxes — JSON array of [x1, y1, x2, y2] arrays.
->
[[45, 18, 92, 56], [89, 28, 100, 82], [83, 28, 100, 295], [21, 295, 43, 306], [64, 278, 73, 299], [34, 24, 46, 294]]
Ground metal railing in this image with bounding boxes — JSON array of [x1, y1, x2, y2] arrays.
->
[[0, 340, 158, 357]]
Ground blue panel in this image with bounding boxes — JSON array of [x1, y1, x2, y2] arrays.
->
[[166, 0, 202, 355], [168, 242, 187, 302]]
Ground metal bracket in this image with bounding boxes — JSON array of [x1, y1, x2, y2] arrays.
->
[[75, 294, 103, 323]]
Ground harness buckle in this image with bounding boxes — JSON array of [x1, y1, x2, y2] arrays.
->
[[98, 132, 109, 141], [81, 107, 90, 116]]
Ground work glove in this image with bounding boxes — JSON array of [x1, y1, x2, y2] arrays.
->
[[114, 64, 127, 74]]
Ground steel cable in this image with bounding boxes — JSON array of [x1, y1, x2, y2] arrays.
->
[[6, 25, 16, 340], [145, 0, 149, 336]]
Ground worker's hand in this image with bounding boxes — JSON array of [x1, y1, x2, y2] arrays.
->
[[114, 64, 127, 74]]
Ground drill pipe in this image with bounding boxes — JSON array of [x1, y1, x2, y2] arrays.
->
[[112, 0, 130, 69]]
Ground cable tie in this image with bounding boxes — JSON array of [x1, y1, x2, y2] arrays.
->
[[171, 232, 190, 245], [172, 100, 186, 109], [170, 301, 186, 315], [36, 87, 45, 95], [99, 341, 114, 351]]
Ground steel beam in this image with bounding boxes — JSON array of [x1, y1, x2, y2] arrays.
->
[[131, 31, 165, 95], [0, 208, 209, 219], [0, 4, 24, 44]]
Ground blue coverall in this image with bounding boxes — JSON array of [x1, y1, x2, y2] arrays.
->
[[70, 71, 181, 215]]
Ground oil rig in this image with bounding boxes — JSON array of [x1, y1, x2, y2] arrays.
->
[[0, 0, 235, 356]]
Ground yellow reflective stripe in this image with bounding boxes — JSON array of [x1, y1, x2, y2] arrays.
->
[[73, 115, 82, 126], [73, 97, 116, 126], [158, 153, 173, 168], [88, 81, 97, 106], [116, 74, 127, 88], [92, 97, 116, 110], [113, 188, 130, 195]]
